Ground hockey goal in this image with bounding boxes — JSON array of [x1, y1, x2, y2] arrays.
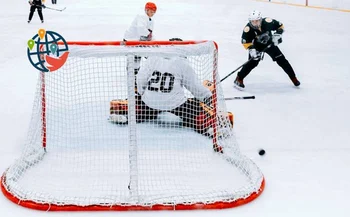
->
[[1, 40, 264, 211]]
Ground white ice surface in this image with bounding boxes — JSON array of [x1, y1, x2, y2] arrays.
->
[[0, 0, 349, 216]]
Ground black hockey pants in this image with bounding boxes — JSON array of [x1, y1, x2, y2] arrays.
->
[[136, 97, 205, 133], [28, 6, 44, 21], [237, 45, 296, 80]]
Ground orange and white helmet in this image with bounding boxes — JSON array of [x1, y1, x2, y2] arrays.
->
[[145, 2, 157, 12]]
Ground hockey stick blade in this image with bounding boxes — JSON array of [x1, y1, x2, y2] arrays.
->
[[225, 96, 255, 100], [45, 6, 66, 12]]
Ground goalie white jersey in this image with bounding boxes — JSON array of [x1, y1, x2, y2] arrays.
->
[[137, 56, 212, 110]]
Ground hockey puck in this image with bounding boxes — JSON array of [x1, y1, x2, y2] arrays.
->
[[258, 149, 265, 156]]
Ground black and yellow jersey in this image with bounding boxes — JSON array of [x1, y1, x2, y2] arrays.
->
[[241, 17, 284, 50]]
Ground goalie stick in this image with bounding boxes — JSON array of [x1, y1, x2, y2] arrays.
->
[[225, 96, 255, 100], [203, 80, 256, 100]]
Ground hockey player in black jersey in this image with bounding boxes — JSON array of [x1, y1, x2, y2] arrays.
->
[[234, 10, 300, 89], [28, 0, 46, 23]]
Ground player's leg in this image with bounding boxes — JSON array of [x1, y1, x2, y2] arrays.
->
[[171, 99, 217, 136], [37, 7, 44, 23], [266, 46, 300, 86], [171, 98, 202, 131], [28, 6, 36, 23], [235, 54, 260, 88], [172, 98, 234, 138], [135, 96, 160, 123]]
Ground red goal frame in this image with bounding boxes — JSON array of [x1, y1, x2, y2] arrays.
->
[[1, 40, 265, 211]]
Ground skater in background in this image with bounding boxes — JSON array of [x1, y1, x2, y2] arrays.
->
[[123, 2, 157, 42], [52, 0, 57, 4], [234, 10, 300, 89], [28, 0, 46, 23], [123, 2, 158, 92]]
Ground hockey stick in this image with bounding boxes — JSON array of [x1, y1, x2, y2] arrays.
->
[[220, 44, 272, 83], [225, 96, 255, 100], [45, 6, 66, 11], [40, 5, 66, 12], [220, 58, 254, 83]]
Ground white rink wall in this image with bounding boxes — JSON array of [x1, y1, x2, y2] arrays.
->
[[259, 0, 350, 9]]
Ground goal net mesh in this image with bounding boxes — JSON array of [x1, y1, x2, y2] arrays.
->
[[1, 41, 264, 210]]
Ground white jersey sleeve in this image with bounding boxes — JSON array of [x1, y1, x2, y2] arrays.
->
[[137, 57, 211, 111], [124, 14, 154, 40], [180, 60, 212, 102]]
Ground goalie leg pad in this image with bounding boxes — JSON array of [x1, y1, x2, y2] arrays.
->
[[110, 97, 160, 123], [195, 112, 214, 135], [110, 99, 128, 115]]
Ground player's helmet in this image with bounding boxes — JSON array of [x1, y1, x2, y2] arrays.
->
[[145, 2, 157, 12], [248, 10, 262, 29]]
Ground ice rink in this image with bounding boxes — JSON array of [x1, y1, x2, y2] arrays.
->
[[0, 0, 349, 216]]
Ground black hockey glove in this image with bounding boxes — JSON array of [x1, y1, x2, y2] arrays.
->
[[42, 4, 46, 8], [276, 28, 284, 34], [140, 29, 152, 41], [140, 36, 149, 41], [253, 32, 272, 51]]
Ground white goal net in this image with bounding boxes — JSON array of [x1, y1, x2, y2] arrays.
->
[[1, 40, 264, 211]]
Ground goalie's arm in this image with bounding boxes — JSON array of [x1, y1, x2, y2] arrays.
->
[[180, 59, 212, 102], [136, 61, 152, 96]]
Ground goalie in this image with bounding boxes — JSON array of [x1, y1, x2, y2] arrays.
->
[[110, 40, 233, 137]]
